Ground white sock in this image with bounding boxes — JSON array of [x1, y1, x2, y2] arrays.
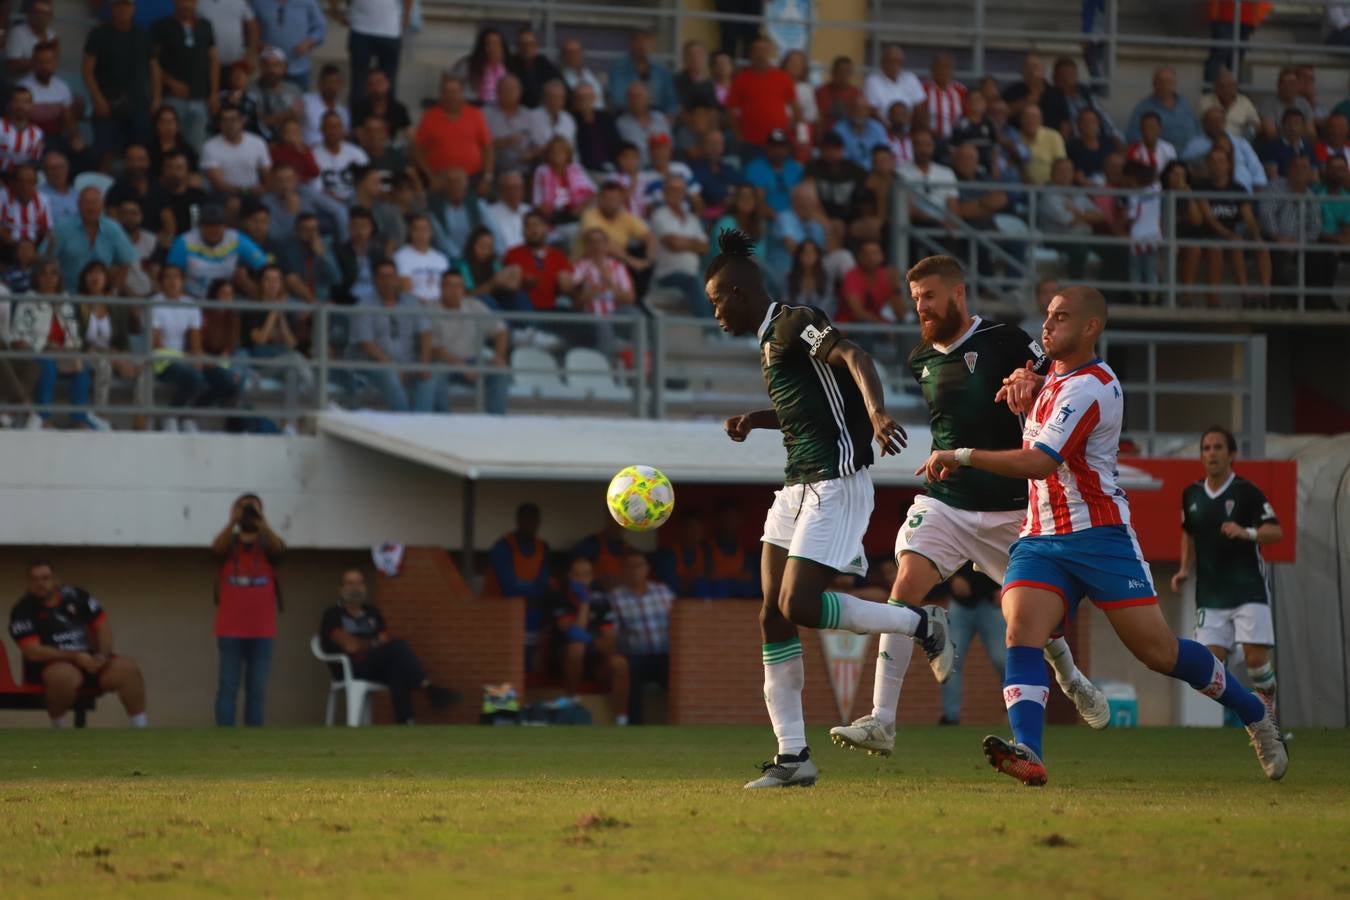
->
[[129, 712, 148, 728], [762, 639, 806, 756], [870, 626, 915, 725], [1247, 662, 1276, 692], [1044, 636, 1081, 686], [614, 714, 629, 726], [822, 591, 922, 635], [50, 715, 70, 728]]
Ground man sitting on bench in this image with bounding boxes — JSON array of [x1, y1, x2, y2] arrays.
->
[[319, 569, 458, 724], [8, 560, 148, 728]]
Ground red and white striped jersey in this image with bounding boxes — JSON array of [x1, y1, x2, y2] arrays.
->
[[0, 186, 52, 243], [1020, 358, 1131, 536], [888, 132, 913, 164], [1124, 138, 1177, 178], [921, 80, 968, 139], [0, 118, 44, 172]]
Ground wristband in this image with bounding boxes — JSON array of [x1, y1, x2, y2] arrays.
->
[[1245, 527, 1258, 541], [954, 447, 974, 467]]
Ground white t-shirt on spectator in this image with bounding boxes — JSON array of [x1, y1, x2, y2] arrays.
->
[[311, 141, 369, 202], [151, 296, 204, 352], [197, 0, 255, 65], [1128, 186, 1162, 251], [485, 201, 529, 252], [348, 0, 402, 38], [18, 74, 73, 127], [201, 132, 271, 190], [864, 70, 926, 118], [85, 311, 113, 351], [394, 244, 450, 305], [526, 107, 577, 151], [897, 160, 959, 211], [650, 206, 706, 279], [302, 94, 352, 146], [4, 23, 56, 62], [126, 230, 158, 297]]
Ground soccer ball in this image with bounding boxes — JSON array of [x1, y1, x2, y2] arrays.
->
[[606, 465, 675, 532]]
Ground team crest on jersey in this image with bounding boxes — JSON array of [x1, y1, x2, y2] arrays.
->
[[820, 630, 871, 723], [799, 324, 832, 354], [963, 351, 978, 374], [1054, 403, 1075, 425], [920, 365, 930, 379], [1225, 500, 1235, 516]]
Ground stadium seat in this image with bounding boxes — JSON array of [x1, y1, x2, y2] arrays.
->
[[73, 171, 115, 198], [564, 347, 631, 402], [508, 346, 575, 400], [309, 635, 388, 727]]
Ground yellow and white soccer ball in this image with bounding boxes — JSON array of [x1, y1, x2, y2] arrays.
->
[[606, 465, 675, 532]]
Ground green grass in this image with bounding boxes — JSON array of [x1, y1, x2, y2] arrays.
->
[[1, 726, 1348, 898]]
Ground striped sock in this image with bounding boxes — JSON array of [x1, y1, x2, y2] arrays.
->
[[870, 604, 916, 725], [1004, 645, 1050, 759], [763, 639, 806, 755], [1247, 662, 1276, 692], [820, 592, 923, 635]]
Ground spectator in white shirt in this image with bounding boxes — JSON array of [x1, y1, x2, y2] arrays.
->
[[559, 38, 606, 110], [198, 0, 259, 73], [311, 110, 368, 206], [19, 42, 82, 151], [649, 175, 709, 316], [4, 0, 57, 80], [302, 64, 351, 146], [864, 44, 926, 123], [484, 171, 531, 252], [394, 214, 450, 305], [201, 104, 271, 197], [897, 129, 958, 229], [527, 79, 577, 163], [150, 264, 240, 432]]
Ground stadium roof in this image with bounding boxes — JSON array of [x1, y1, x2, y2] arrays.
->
[[318, 412, 1160, 489]]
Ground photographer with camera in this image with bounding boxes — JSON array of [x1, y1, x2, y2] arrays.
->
[[210, 493, 287, 726]]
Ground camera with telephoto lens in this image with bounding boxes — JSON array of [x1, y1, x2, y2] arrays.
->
[[239, 503, 261, 530]]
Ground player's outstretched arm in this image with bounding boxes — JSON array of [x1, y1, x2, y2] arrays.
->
[[826, 339, 907, 455], [996, 362, 1045, 414], [725, 409, 780, 442], [917, 447, 1058, 483]]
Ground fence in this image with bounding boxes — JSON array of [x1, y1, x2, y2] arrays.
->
[[0, 293, 1268, 455], [890, 179, 1350, 316]]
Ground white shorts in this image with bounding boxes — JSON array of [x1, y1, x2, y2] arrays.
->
[[761, 468, 874, 576], [1195, 603, 1274, 650], [893, 494, 1023, 582]]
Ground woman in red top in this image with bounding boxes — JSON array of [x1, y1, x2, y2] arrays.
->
[[210, 494, 287, 727], [269, 117, 323, 186]]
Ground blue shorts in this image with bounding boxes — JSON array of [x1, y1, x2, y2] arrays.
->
[[1004, 525, 1157, 624]]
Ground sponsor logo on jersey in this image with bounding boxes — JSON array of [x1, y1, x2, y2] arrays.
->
[[1023, 422, 1041, 441], [1224, 500, 1235, 516], [1030, 341, 1046, 359], [964, 351, 978, 373], [1127, 578, 1148, 590], [11, 619, 32, 636], [799, 324, 832, 355], [820, 630, 870, 723]]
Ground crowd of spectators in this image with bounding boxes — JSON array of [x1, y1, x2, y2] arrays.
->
[[2, 5, 1350, 429]]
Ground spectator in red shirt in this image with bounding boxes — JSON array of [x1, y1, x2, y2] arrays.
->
[[413, 74, 493, 185], [210, 494, 286, 727], [726, 35, 798, 151], [504, 209, 575, 311], [838, 239, 903, 323], [816, 56, 860, 137]]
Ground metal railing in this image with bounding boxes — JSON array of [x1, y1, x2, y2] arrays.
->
[[0, 294, 1267, 455], [891, 179, 1350, 317]]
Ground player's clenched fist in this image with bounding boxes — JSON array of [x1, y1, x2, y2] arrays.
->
[[724, 415, 752, 442]]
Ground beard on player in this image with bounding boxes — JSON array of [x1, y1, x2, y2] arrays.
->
[[918, 293, 967, 346]]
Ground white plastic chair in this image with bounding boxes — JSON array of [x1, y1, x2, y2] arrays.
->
[[73, 171, 115, 198], [508, 346, 576, 400], [564, 347, 631, 401], [309, 635, 388, 727]]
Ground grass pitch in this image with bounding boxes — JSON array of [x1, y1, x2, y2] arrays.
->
[[1, 725, 1347, 898]]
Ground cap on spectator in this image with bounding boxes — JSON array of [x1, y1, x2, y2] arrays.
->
[[200, 204, 227, 226], [648, 133, 672, 147], [766, 129, 789, 146], [821, 131, 845, 148], [261, 46, 286, 63]]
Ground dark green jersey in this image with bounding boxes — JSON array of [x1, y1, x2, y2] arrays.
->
[[759, 302, 874, 484], [1181, 475, 1279, 610], [910, 317, 1044, 511]]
